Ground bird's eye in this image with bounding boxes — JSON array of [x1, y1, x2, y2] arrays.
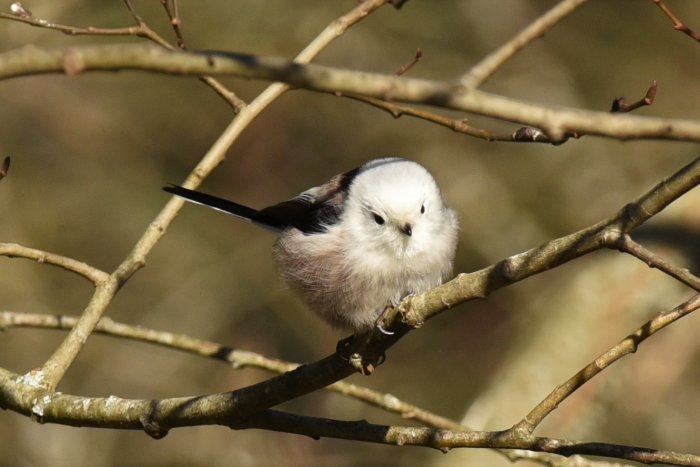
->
[[420, 204, 425, 214], [372, 213, 385, 225]]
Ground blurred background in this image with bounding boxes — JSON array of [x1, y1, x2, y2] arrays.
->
[[1, 1, 699, 465]]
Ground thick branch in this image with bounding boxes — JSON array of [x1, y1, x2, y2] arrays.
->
[[1, 44, 700, 142], [0, 311, 461, 431], [0, 368, 696, 465], [0, 311, 574, 465]]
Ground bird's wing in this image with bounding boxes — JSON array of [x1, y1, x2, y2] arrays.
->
[[257, 167, 360, 234]]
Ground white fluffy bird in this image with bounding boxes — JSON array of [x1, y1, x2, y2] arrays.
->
[[164, 158, 458, 333]]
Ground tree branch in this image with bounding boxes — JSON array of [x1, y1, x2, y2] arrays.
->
[[514, 293, 700, 433], [0, 310, 462, 430], [1, 2, 246, 110], [0, 310, 579, 466], [653, 0, 700, 43], [460, 0, 590, 88], [1, 44, 698, 143], [0, 367, 696, 465], [610, 81, 657, 113], [612, 234, 700, 291], [238, 410, 699, 466], [0, 242, 108, 285]]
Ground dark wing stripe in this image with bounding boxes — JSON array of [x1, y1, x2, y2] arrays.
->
[[255, 197, 314, 230], [282, 167, 360, 234]]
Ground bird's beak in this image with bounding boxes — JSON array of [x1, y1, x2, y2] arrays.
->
[[402, 223, 413, 237]]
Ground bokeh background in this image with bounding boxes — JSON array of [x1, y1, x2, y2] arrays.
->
[[1, 1, 699, 465]]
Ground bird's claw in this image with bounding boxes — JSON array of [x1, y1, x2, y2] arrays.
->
[[335, 333, 386, 375]]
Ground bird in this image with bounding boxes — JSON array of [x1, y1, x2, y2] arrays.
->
[[163, 157, 458, 334]]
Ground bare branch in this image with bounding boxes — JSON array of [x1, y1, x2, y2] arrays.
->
[[396, 48, 422, 76], [613, 234, 700, 291], [510, 81, 657, 143], [653, 0, 700, 43], [161, 0, 185, 49], [123, 0, 146, 26], [0, 310, 462, 430], [514, 294, 700, 433], [336, 92, 514, 141], [460, 0, 590, 88], [0, 310, 572, 466], [0, 242, 108, 285], [239, 410, 699, 466], [0, 365, 696, 465], [1, 44, 698, 143], [611, 81, 657, 113], [1, 2, 246, 111]]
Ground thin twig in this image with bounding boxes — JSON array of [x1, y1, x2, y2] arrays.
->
[[331, 46, 514, 142], [0, 243, 108, 285], [460, 0, 590, 88], [0, 12, 148, 40], [340, 82, 656, 144], [0, 4, 246, 110], [161, 0, 185, 49], [610, 81, 657, 113], [514, 81, 658, 143], [396, 48, 422, 76], [123, 0, 146, 26], [336, 92, 513, 141], [653, 0, 700, 42], [613, 234, 700, 291], [513, 294, 700, 433], [124, 0, 242, 110]]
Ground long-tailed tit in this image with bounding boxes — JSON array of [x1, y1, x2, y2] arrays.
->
[[164, 157, 458, 333]]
